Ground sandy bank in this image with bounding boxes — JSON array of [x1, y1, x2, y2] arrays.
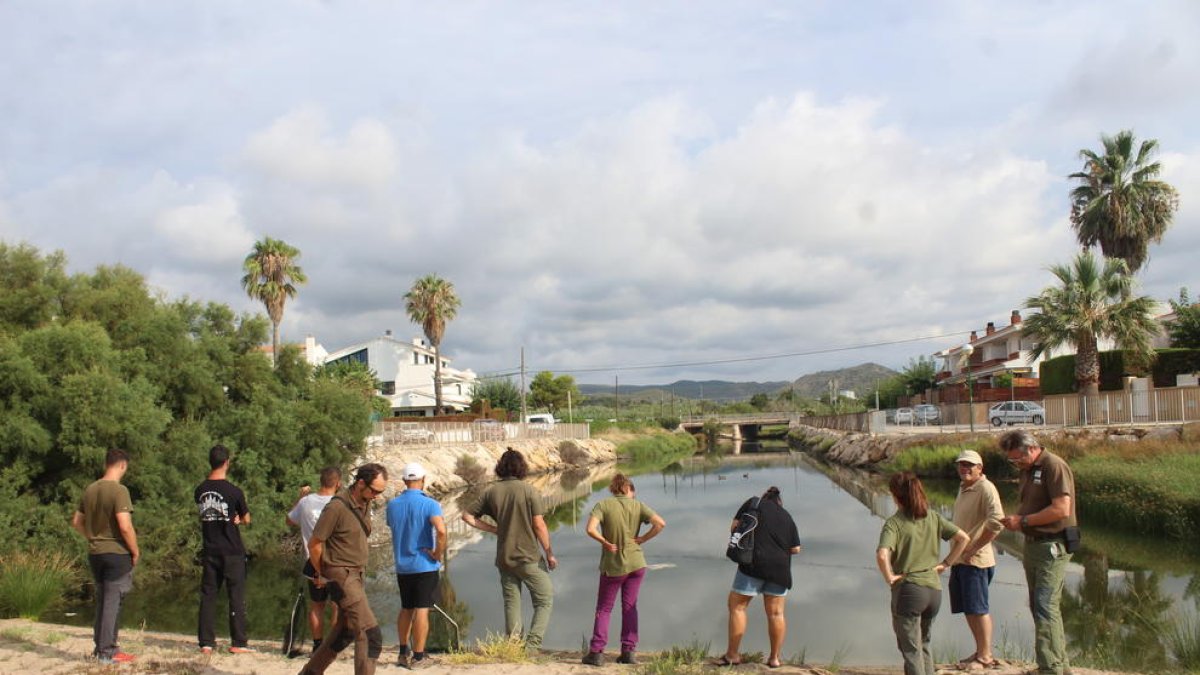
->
[[0, 618, 1145, 675]]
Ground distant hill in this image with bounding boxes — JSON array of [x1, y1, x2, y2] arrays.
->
[[577, 379, 791, 402], [576, 364, 897, 402], [787, 363, 898, 399]]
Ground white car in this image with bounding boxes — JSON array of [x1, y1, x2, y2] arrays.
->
[[989, 401, 1046, 426], [524, 413, 556, 436], [397, 422, 435, 443], [893, 407, 914, 424]]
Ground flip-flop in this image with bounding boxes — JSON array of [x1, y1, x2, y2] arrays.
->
[[711, 656, 740, 667], [957, 653, 979, 666], [961, 656, 997, 671]]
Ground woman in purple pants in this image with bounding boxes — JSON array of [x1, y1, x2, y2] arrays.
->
[[581, 474, 667, 666]]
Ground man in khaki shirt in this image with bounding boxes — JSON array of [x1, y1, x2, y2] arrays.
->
[[298, 463, 389, 675], [949, 449, 1004, 670]]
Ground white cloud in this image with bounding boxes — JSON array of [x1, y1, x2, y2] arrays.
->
[[153, 183, 254, 264], [242, 108, 398, 192]]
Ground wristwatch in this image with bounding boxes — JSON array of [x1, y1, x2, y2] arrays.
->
[[1020, 515, 1029, 528]]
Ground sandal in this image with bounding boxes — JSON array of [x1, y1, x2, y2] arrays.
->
[[961, 656, 997, 671], [957, 653, 979, 666], [711, 656, 740, 667]]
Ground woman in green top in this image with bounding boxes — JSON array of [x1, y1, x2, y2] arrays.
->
[[876, 472, 969, 675], [581, 474, 666, 666]]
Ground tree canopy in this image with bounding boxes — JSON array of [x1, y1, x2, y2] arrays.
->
[[0, 242, 372, 573], [1167, 288, 1200, 349], [528, 371, 580, 416], [1069, 130, 1179, 273], [1022, 250, 1158, 399], [404, 274, 461, 413], [241, 236, 307, 366]]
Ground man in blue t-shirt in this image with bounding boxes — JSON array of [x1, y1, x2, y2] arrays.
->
[[385, 463, 446, 668]]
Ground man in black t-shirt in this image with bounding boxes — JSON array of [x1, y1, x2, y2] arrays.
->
[[195, 444, 253, 654]]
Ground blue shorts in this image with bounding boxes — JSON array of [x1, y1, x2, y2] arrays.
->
[[949, 564, 994, 615], [731, 569, 788, 597]]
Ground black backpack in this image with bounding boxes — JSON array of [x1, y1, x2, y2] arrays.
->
[[725, 497, 761, 565]]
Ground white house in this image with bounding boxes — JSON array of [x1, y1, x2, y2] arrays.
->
[[323, 330, 477, 417]]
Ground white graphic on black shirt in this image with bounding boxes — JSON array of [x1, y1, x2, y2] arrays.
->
[[198, 492, 231, 522]]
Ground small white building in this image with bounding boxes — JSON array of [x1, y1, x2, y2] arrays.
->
[[323, 331, 477, 417], [934, 310, 1045, 388]]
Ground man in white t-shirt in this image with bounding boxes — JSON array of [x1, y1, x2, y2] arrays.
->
[[287, 466, 341, 652]]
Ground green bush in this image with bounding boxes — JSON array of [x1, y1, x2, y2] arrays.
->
[[618, 433, 697, 469], [0, 550, 78, 619], [1073, 452, 1200, 541], [883, 442, 1011, 480], [657, 416, 681, 430]]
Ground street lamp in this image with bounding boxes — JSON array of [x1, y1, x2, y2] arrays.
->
[[960, 343, 975, 432]]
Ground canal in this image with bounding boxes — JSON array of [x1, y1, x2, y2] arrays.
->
[[56, 444, 1200, 670]]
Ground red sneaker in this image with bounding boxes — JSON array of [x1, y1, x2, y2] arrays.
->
[[229, 646, 257, 654], [111, 652, 136, 663]]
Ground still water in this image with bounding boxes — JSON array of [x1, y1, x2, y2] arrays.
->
[[58, 446, 1200, 668]]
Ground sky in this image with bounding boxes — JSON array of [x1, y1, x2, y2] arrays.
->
[[2, 1, 1198, 386]]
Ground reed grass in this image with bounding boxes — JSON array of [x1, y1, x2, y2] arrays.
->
[[1072, 452, 1200, 540], [619, 432, 697, 468], [1166, 608, 1200, 671], [0, 549, 78, 620]]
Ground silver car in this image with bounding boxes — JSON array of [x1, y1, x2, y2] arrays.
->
[[988, 400, 1046, 426]]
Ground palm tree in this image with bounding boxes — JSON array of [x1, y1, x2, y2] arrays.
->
[[241, 237, 307, 366], [1069, 130, 1179, 273], [404, 274, 461, 414], [1022, 251, 1157, 403]]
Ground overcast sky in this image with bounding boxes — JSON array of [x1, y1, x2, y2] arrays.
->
[[2, 1, 1198, 385]]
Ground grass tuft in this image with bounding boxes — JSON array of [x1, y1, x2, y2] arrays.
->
[[442, 631, 530, 664], [1167, 608, 1200, 671], [0, 550, 78, 620]]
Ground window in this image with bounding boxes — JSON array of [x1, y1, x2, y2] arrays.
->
[[329, 348, 369, 368], [381, 381, 396, 395]]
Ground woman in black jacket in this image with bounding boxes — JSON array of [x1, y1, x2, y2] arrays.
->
[[716, 487, 802, 668]]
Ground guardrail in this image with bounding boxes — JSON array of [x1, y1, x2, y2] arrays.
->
[[372, 420, 591, 446]]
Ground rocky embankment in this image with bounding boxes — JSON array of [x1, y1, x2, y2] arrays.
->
[[361, 436, 619, 497], [790, 423, 1189, 468]]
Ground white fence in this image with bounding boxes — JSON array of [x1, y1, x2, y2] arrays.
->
[[373, 420, 591, 446], [1041, 386, 1200, 426]]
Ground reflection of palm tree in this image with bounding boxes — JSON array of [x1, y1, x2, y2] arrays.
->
[[1063, 553, 1173, 671]]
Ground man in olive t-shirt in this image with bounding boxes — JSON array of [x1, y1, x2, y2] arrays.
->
[[72, 449, 140, 665], [463, 448, 558, 651], [298, 463, 389, 675], [1000, 430, 1077, 675]]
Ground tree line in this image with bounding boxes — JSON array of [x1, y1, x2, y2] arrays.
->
[[0, 243, 378, 574]]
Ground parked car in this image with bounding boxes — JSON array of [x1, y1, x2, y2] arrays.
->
[[397, 422, 435, 444], [525, 413, 557, 436], [893, 407, 914, 424], [988, 400, 1046, 426], [471, 418, 507, 441], [914, 404, 941, 425]]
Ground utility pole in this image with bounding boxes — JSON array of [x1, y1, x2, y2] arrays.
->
[[614, 375, 619, 421], [519, 347, 527, 422]]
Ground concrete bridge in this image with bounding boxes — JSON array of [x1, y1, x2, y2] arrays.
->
[[680, 410, 880, 438], [679, 412, 801, 441]]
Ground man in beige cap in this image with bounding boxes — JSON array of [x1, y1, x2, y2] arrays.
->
[[949, 449, 1004, 670]]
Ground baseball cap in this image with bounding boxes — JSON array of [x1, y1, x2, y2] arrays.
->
[[402, 462, 427, 481], [955, 449, 983, 465]]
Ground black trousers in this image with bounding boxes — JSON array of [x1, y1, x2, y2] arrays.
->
[[198, 552, 249, 648]]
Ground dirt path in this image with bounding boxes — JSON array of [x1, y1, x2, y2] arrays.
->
[[0, 618, 1143, 675]]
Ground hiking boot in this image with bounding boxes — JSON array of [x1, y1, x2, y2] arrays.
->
[[410, 654, 432, 669], [397, 645, 411, 668], [617, 650, 637, 665], [582, 651, 604, 666]]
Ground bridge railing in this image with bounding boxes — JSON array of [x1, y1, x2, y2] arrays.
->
[[680, 413, 799, 425]]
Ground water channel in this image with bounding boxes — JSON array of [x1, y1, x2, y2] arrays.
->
[[57, 444, 1200, 669]]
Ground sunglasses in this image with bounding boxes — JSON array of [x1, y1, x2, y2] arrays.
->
[[364, 483, 386, 497]]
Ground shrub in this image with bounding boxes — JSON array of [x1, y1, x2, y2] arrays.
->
[[0, 550, 78, 619], [657, 416, 681, 431], [454, 455, 487, 485]]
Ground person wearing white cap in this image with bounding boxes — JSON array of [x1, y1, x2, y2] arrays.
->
[[385, 462, 446, 668], [949, 449, 1004, 671]]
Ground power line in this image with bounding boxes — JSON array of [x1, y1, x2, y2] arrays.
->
[[476, 329, 970, 380]]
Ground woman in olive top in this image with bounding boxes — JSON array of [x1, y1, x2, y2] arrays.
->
[[581, 474, 666, 667], [877, 472, 969, 675]]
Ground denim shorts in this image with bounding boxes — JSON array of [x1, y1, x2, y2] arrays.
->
[[948, 564, 994, 615], [731, 569, 788, 597]]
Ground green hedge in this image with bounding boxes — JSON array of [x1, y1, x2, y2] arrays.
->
[[1039, 351, 1132, 395], [1151, 348, 1200, 387]]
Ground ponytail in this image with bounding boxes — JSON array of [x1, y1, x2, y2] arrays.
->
[[888, 471, 928, 519]]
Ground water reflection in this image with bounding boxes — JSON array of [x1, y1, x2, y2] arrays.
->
[[56, 445, 1200, 668]]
